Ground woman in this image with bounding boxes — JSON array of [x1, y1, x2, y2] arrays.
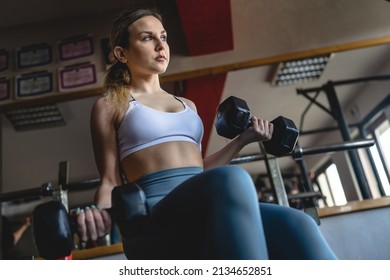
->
[[74, 8, 337, 260]]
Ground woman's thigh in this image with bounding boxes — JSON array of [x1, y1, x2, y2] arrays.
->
[[150, 165, 258, 228], [123, 165, 262, 259]]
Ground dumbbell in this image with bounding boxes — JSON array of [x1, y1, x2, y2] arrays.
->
[[111, 183, 150, 239], [32, 185, 149, 259], [215, 96, 299, 156], [32, 199, 74, 259]]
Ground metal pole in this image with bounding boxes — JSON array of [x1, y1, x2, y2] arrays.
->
[[57, 161, 70, 212], [359, 127, 386, 196], [295, 139, 375, 157], [230, 139, 375, 164], [0, 183, 54, 203], [323, 81, 372, 199], [292, 145, 321, 225], [296, 75, 390, 95], [259, 143, 289, 207]]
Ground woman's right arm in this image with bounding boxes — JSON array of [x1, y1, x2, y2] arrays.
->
[[90, 97, 123, 208], [73, 97, 123, 242]]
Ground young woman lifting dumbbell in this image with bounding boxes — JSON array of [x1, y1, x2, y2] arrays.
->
[[72, 7, 337, 260]]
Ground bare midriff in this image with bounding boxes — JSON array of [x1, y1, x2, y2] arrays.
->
[[120, 141, 204, 183]]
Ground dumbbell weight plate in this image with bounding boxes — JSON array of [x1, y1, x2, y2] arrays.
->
[[215, 96, 251, 139], [263, 116, 299, 157]]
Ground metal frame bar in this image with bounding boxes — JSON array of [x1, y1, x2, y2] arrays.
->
[[323, 81, 372, 198], [296, 75, 390, 199], [0, 183, 53, 203], [259, 143, 289, 207], [231, 139, 375, 164], [233, 139, 375, 224]]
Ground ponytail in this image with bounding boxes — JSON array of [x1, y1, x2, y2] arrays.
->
[[104, 62, 131, 112]]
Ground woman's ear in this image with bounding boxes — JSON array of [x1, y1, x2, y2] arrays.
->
[[113, 46, 127, 64]]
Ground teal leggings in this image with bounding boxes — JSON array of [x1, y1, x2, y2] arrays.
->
[[122, 165, 337, 260]]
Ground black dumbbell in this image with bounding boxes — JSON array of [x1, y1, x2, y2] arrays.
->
[[111, 183, 150, 239], [32, 199, 74, 259], [215, 96, 299, 156]]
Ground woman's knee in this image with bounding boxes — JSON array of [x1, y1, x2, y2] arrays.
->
[[261, 203, 318, 232], [204, 166, 258, 203]]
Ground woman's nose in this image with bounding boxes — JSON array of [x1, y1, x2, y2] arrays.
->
[[155, 39, 165, 51]]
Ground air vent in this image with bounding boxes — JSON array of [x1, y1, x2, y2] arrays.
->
[[5, 104, 65, 131], [271, 54, 332, 87]]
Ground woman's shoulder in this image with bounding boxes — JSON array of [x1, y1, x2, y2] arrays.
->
[[91, 96, 109, 115], [92, 95, 118, 112], [91, 95, 122, 124], [176, 96, 197, 112]]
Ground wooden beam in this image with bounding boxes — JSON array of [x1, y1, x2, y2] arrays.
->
[[71, 242, 124, 260], [0, 87, 103, 112], [318, 196, 390, 218]]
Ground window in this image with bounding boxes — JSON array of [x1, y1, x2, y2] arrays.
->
[[364, 117, 390, 196], [317, 162, 347, 207]]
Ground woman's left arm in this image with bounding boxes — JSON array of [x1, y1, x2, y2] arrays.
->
[[181, 96, 273, 170]]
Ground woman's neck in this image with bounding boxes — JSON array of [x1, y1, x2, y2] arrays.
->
[[129, 74, 162, 95]]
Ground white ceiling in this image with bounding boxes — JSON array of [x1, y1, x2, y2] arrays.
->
[[1, 0, 390, 178]]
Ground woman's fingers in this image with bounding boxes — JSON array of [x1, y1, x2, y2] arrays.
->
[[251, 117, 273, 140], [84, 207, 98, 241], [71, 206, 112, 242], [91, 206, 112, 238], [73, 209, 88, 242], [101, 209, 113, 235]]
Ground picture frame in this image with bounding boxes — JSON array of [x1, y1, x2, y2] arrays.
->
[[58, 35, 94, 61], [0, 77, 10, 101], [16, 71, 53, 98], [0, 49, 9, 72], [16, 43, 52, 69], [59, 62, 96, 90]]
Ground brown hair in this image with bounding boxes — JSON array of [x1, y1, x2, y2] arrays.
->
[[104, 8, 163, 110]]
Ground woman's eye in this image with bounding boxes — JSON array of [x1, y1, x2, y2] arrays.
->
[[161, 35, 167, 41], [142, 35, 152, 41]]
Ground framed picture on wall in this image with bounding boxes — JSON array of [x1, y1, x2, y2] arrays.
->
[[0, 49, 9, 72], [58, 35, 94, 61], [0, 77, 11, 101], [59, 62, 96, 91], [16, 43, 52, 69], [15, 71, 53, 98]]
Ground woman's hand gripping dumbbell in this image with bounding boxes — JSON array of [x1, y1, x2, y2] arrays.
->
[[215, 96, 299, 156]]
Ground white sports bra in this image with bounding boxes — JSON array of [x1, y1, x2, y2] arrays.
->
[[117, 96, 204, 160]]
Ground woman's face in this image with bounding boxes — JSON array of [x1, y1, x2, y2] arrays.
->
[[123, 15, 170, 77]]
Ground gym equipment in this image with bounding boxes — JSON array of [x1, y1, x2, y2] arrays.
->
[[230, 139, 376, 164], [111, 183, 150, 239], [0, 182, 53, 203], [32, 199, 74, 259], [0, 182, 73, 259], [231, 139, 376, 223], [215, 96, 299, 156], [296, 77, 390, 199]]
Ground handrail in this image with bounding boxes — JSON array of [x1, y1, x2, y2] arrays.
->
[[0, 182, 53, 203], [231, 139, 375, 164]]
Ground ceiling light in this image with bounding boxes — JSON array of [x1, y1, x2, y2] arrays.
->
[[271, 54, 332, 87], [5, 104, 66, 131]]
